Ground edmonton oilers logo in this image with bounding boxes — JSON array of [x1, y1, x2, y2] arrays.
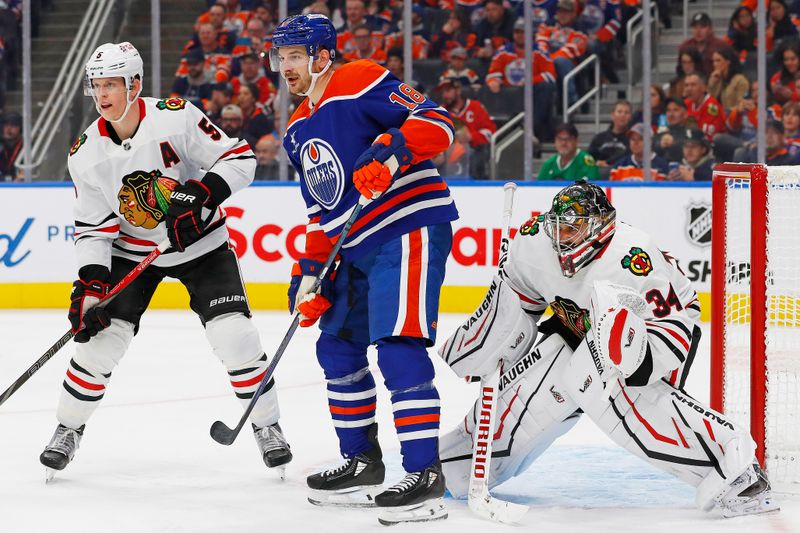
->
[[300, 138, 345, 209]]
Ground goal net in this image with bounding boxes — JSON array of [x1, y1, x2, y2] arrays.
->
[[711, 163, 800, 488]]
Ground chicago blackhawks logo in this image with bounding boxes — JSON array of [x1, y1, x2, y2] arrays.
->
[[117, 169, 179, 229], [69, 133, 87, 156], [300, 138, 345, 209], [621, 246, 653, 276], [156, 97, 187, 111], [519, 214, 543, 236], [550, 296, 591, 340]]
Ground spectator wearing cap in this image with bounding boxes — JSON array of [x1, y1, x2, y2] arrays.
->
[[684, 72, 726, 140], [206, 82, 234, 126], [537, 123, 599, 180], [486, 18, 556, 138], [336, 0, 385, 55], [170, 49, 214, 111], [610, 123, 670, 181], [344, 23, 388, 64], [254, 135, 283, 181], [588, 100, 632, 168], [475, 0, 516, 59], [656, 97, 694, 163], [237, 82, 274, 147], [771, 39, 800, 104], [707, 46, 749, 113], [383, 5, 431, 60], [439, 47, 481, 91], [429, 9, 478, 60], [437, 78, 496, 179], [741, 120, 800, 166], [385, 48, 425, 94], [177, 22, 233, 83], [536, 0, 589, 106], [679, 13, 728, 75], [231, 53, 277, 109], [669, 128, 715, 181], [219, 103, 258, 148], [0, 111, 22, 181]]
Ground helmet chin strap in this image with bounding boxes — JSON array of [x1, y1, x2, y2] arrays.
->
[[297, 55, 332, 98], [97, 86, 142, 124]]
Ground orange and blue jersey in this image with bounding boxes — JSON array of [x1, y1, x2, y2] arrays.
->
[[284, 60, 458, 262]]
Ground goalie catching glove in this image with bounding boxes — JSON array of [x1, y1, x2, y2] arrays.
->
[[288, 258, 336, 327], [68, 266, 111, 343], [588, 280, 649, 379], [352, 128, 413, 199]]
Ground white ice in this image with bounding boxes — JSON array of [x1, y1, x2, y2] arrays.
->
[[0, 310, 797, 533]]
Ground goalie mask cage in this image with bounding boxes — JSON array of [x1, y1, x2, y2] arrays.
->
[[711, 162, 800, 488]]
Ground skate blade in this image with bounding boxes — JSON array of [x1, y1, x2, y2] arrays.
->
[[722, 495, 781, 518], [45, 467, 57, 484], [308, 485, 382, 508], [378, 497, 448, 526]]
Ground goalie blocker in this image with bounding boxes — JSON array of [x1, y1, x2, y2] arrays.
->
[[437, 180, 777, 518]]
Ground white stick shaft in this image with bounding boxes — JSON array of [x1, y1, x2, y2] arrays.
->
[[467, 364, 501, 500]]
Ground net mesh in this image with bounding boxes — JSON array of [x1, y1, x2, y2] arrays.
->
[[722, 167, 800, 487]]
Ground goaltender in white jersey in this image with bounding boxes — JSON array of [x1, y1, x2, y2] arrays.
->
[[39, 42, 292, 480], [438, 180, 777, 518]]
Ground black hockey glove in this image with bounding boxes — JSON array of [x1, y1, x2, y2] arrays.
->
[[166, 180, 212, 252], [69, 266, 111, 343]]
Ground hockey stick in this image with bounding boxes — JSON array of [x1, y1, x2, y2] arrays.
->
[[467, 182, 529, 524], [0, 240, 171, 408], [210, 196, 371, 445]]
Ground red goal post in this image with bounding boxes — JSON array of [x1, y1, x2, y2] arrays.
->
[[711, 162, 800, 486]]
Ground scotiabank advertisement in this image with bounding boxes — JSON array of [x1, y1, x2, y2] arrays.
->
[[0, 183, 713, 307]]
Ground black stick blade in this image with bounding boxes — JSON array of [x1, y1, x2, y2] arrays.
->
[[210, 420, 237, 445]]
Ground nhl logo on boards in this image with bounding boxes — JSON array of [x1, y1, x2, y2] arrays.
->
[[686, 203, 712, 247], [300, 139, 345, 209]]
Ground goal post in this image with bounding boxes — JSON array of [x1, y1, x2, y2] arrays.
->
[[711, 162, 800, 486]]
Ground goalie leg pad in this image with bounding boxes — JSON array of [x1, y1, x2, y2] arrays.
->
[[441, 332, 580, 498], [206, 312, 279, 427], [438, 276, 538, 379], [565, 340, 758, 509], [317, 333, 378, 458], [57, 319, 134, 429]]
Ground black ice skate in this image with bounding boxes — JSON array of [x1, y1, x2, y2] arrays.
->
[[718, 463, 780, 518], [375, 461, 447, 525], [307, 425, 385, 508], [253, 423, 292, 479], [39, 424, 84, 483]]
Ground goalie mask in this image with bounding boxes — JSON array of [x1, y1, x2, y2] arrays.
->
[[543, 180, 616, 277]]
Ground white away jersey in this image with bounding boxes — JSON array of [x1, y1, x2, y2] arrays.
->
[[504, 219, 701, 386], [68, 97, 255, 269]]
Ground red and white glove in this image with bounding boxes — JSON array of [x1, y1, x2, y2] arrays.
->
[[352, 128, 413, 199]]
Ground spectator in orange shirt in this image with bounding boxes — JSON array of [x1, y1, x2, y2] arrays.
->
[[231, 17, 272, 68], [678, 12, 728, 74], [195, 0, 250, 36], [439, 47, 480, 91], [771, 39, 800, 104], [344, 24, 388, 64], [537, 0, 589, 106], [437, 77, 496, 178], [610, 123, 670, 181], [337, 0, 384, 55], [232, 52, 277, 109], [384, 5, 431, 60], [429, 9, 477, 60], [683, 72, 726, 140], [205, 3, 237, 52], [177, 23, 232, 83]]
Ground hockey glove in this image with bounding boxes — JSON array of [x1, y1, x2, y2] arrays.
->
[[69, 266, 111, 343], [352, 128, 413, 199], [166, 180, 212, 252], [288, 258, 335, 327]]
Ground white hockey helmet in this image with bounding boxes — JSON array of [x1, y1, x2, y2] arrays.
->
[[84, 42, 144, 123]]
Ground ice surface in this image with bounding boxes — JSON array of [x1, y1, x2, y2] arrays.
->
[[0, 311, 797, 533]]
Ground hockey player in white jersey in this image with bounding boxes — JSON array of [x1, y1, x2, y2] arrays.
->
[[437, 180, 777, 518], [39, 42, 291, 479]]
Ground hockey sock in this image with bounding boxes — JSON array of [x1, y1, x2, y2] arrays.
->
[[327, 367, 378, 458], [227, 354, 279, 427]]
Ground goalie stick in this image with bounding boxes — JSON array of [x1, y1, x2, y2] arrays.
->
[[467, 182, 529, 524], [210, 196, 371, 446], [0, 240, 171, 408]]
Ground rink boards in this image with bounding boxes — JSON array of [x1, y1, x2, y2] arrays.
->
[[0, 181, 714, 319]]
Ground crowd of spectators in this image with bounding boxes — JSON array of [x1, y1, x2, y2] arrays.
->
[[167, 1, 800, 181]]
